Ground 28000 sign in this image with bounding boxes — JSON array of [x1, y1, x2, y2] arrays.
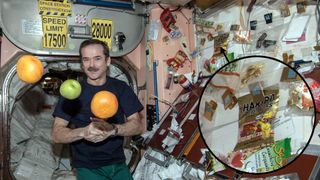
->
[[92, 22, 112, 39], [91, 19, 113, 48]]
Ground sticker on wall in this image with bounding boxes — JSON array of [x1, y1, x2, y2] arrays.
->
[[38, 0, 71, 49], [21, 19, 43, 36], [42, 16, 67, 49], [75, 14, 87, 24], [38, 0, 72, 17], [160, 8, 176, 33], [166, 50, 188, 71], [180, 37, 192, 61], [91, 18, 113, 49]]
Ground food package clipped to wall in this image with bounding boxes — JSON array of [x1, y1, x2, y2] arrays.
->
[[304, 68, 320, 113], [160, 8, 176, 33], [287, 80, 314, 111], [305, 78, 320, 112], [243, 138, 292, 173], [234, 86, 279, 152]]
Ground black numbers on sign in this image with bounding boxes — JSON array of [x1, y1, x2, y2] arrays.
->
[[44, 33, 66, 48], [92, 22, 112, 39]]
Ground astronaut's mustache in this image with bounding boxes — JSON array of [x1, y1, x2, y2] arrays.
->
[[88, 67, 99, 72]]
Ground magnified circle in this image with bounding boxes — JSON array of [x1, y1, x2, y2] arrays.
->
[[198, 56, 316, 174]]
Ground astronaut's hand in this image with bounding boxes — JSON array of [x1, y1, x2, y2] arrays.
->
[[83, 122, 103, 142], [83, 117, 115, 143], [90, 117, 113, 131]]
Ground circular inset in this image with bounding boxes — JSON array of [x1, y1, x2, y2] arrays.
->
[[198, 56, 316, 174]]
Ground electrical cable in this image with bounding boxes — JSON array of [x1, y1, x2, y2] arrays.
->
[[239, 0, 251, 56], [145, 41, 151, 129], [157, 2, 180, 12], [243, 11, 251, 55], [86, 6, 146, 18], [316, 0, 320, 44]]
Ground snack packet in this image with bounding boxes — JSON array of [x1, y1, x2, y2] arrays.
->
[[288, 80, 314, 111], [234, 86, 279, 151], [243, 138, 292, 173]]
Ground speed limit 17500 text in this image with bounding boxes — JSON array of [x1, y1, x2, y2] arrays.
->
[[43, 33, 66, 48]]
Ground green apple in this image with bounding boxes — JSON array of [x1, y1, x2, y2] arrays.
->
[[59, 79, 81, 100]]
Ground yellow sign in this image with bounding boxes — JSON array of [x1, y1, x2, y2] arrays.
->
[[42, 16, 67, 49], [91, 18, 113, 49], [38, 0, 72, 17]]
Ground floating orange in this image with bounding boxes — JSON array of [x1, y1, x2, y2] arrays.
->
[[16, 55, 44, 84], [91, 91, 118, 119]]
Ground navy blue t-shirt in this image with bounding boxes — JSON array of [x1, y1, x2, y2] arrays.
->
[[52, 77, 144, 168]]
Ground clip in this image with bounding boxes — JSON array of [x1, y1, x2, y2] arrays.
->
[[297, 1, 306, 14], [250, 20, 257, 30], [262, 40, 277, 48], [264, 13, 273, 24], [204, 100, 217, 121], [280, 3, 290, 17], [222, 89, 237, 110], [248, 81, 265, 97], [256, 33, 267, 48], [230, 24, 240, 31]]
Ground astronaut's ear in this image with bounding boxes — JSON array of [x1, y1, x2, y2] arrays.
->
[[106, 56, 111, 66]]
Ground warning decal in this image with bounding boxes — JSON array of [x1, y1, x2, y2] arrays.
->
[[42, 16, 67, 49], [38, 0, 72, 17], [91, 18, 113, 49]]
